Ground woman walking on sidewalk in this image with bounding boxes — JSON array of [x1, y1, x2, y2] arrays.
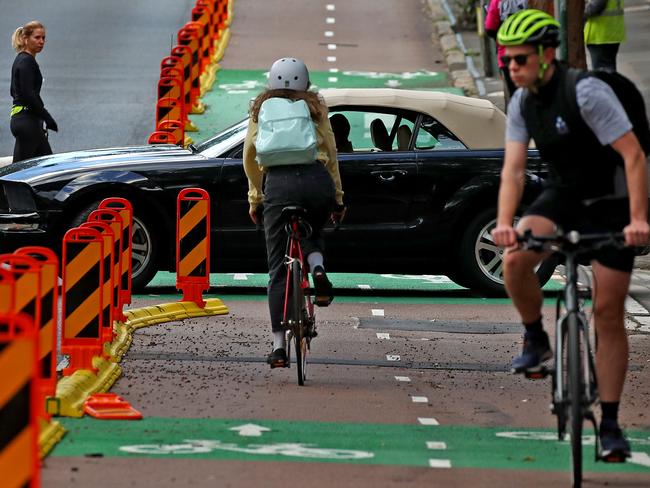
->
[[10, 20, 58, 163]]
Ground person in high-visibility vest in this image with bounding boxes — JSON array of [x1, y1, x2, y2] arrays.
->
[[584, 0, 625, 71]]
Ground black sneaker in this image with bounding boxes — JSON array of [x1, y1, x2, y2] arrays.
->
[[312, 266, 333, 307], [267, 348, 288, 369], [511, 330, 552, 374], [599, 423, 631, 462]]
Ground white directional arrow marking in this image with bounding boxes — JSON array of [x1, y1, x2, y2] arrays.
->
[[229, 424, 271, 437]]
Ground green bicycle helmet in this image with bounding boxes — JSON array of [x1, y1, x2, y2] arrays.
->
[[497, 9, 560, 47]]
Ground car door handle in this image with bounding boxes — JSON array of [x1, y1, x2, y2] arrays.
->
[[371, 170, 407, 182]]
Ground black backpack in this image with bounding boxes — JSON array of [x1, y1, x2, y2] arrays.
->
[[565, 68, 650, 155]]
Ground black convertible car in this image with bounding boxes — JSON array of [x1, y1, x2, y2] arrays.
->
[[0, 88, 553, 294]]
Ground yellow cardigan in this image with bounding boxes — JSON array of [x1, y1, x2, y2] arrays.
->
[[243, 114, 344, 211]]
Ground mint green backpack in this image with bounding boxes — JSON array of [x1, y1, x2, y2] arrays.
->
[[255, 97, 318, 167]]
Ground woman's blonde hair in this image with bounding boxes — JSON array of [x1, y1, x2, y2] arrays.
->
[[249, 89, 328, 124], [12, 21, 45, 52]]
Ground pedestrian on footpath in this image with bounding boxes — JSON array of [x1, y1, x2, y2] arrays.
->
[[485, 0, 527, 108], [10, 20, 58, 163], [584, 0, 625, 71], [243, 58, 346, 368]]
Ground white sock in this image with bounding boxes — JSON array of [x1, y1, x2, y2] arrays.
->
[[307, 252, 324, 272], [273, 331, 286, 351]]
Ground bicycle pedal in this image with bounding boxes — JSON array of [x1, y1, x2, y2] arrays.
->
[[599, 453, 627, 463], [524, 367, 550, 380]]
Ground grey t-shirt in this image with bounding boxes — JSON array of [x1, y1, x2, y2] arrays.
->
[[505, 76, 632, 146]]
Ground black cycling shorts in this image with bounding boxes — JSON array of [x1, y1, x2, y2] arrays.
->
[[523, 188, 635, 273]]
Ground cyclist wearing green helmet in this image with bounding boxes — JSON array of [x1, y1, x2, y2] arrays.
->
[[492, 8, 649, 461]]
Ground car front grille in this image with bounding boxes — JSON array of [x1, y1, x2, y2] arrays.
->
[[0, 181, 37, 213]]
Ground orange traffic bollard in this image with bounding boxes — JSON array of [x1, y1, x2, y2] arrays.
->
[[89, 207, 127, 323], [176, 188, 211, 307], [99, 198, 133, 308], [60, 227, 105, 375], [14, 247, 59, 417], [80, 221, 115, 346], [0, 312, 40, 488]]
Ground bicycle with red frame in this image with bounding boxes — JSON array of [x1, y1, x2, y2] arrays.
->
[[280, 206, 317, 386]]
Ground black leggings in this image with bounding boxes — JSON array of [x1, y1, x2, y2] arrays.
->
[[10, 113, 52, 163], [263, 163, 336, 331]]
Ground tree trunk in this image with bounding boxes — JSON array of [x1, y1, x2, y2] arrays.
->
[[566, 0, 587, 68], [529, 0, 554, 15]]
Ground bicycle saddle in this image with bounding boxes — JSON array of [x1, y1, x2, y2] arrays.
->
[[280, 206, 308, 222]]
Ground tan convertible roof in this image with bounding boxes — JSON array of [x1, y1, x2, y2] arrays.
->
[[320, 88, 506, 149]]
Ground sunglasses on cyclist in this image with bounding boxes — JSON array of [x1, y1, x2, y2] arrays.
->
[[500, 53, 536, 66]]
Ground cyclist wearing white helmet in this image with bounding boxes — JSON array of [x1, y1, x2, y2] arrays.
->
[[244, 58, 346, 368], [491, 9, 649, 461]]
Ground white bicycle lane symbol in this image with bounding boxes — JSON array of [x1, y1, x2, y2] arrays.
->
[[496, 431, 650, 468], [120, 439, 374, 460]]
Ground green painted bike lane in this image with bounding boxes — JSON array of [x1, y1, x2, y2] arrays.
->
[[189, 69, 461, 142], [141, 272, 562, 305], [52, 417, 650, 474]]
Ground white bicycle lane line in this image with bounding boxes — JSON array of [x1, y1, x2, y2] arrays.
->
[[377, 324, 451, 469]]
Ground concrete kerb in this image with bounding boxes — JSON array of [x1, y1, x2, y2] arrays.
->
[[427, 0, 479, 97]]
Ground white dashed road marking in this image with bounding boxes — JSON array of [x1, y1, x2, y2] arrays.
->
[[411, 396, 428, 403], [426, 441, 447, 450], [376, 333, 390, 339], [428, 459, 452, 468], [371, 309, 384, 317], [386, 355, 400, 361], [326, 4, 336, 11], [357, 284, 371, 289], [395, 376, 411, 382], [418, 418, 439, 426], [326, 17, 336, 24], [327, 56, 337, 62]]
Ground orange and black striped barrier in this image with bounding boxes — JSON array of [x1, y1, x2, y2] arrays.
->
[[61, 227, 105, 375], [0, 254, 42, 335], [80, 221, 115, 346], [161, 56, 193, 126], [193, 1, 216, 58], [177, 188, 210, 307], [99, 198, 133, 308], [0, 312, 40, 488], [89, 207, 126, 323], [0, 267, 15, 317], [177, 25, 203, 113], [14, 247, 59, 417], [148, 131, 178, 145], [186, 20, 210, 77]]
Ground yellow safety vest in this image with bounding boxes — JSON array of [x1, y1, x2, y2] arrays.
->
[[584, 0, 625, 45]]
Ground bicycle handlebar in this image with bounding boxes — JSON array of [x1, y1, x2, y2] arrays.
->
[[516, 229, 625, 254]]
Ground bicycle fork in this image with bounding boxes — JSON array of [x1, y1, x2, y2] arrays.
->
[[551, 260, 600, 460]]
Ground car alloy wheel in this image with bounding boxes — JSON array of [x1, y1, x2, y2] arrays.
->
[[131, 215, 153, 280], [474, 217, 505, 285]]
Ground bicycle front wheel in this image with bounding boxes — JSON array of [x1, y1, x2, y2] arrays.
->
[[291, 261, 307, 386], [567, 312, 583, 488]]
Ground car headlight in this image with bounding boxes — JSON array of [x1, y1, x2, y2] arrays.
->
[[0, 180, 41, 231]]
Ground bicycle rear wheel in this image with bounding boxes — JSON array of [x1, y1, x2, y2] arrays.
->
[[291, 261, 307, 385], [567, 312, 583, 488]]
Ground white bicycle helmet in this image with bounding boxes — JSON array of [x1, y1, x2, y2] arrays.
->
[[267, 58, 310, 91]]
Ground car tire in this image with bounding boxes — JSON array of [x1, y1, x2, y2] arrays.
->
[[69, 201, 159, 291], [457, 207, 557, 296]]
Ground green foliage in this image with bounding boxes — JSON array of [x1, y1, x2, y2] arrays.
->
[[454, 0, 479, 29]]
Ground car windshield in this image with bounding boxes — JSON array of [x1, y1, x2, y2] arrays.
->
[[196, 118, 249, 157]]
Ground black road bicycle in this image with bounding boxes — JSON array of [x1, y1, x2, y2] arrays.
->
[[280, 206, 316, 386], [517, 230, 627, 488]]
